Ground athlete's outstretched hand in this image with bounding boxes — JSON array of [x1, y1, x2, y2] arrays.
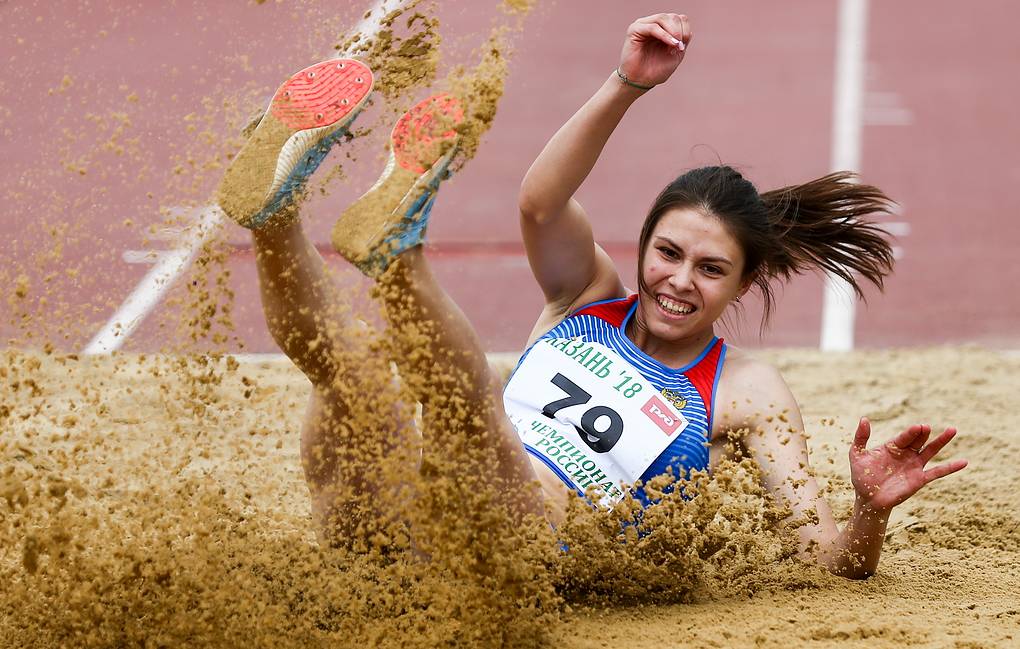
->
[[618, 13, 692, 89], [849, 418, 968, 511]]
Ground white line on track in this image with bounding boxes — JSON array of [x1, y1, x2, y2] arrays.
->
[[84, 206, 223, 354], [821, 0, 870, 352], [83, 0, 410, 355]]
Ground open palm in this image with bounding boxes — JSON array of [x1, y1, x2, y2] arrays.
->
[[849, 418, 968, 511]]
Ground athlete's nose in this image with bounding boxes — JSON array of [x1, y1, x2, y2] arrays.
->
[[668, 263, 695, 292]]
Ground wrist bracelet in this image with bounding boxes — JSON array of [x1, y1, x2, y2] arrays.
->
[[615, 67, 655, 91]]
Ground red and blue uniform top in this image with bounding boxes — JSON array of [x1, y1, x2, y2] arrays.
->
[[505, 294, 727, 506]]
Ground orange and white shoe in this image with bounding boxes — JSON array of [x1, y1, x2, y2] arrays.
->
[[331, 94, 463, 277], [217, 59, 373, 229]]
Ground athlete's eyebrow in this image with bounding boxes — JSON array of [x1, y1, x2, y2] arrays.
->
[[653, 236, 735, 268]]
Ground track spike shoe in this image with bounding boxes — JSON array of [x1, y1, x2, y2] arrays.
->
[[218, 59, 373, 229], [331, 94, 463, 276]]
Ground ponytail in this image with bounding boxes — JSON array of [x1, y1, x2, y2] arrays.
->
[[639, 167, 896, 330], [758, 170, 895, 307]]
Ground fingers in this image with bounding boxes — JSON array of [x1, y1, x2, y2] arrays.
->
[[677, 14, 693, 46], [912, 425, 932, 450], [888, 423, 930, 452], [923, 458, 968, 483], [635, 13, 692, 50], [852, 417, 871, 451], [632, 20, 683, 50], [918, 427, 959, 464]]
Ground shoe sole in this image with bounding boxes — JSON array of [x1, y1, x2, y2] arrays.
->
[[217, 59, 373, 229], [331, 94, 462, 274]]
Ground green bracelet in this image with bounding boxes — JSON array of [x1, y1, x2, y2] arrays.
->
[[615, 67, 655, 91]]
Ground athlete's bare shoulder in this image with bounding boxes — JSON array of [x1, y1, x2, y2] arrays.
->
[[714, 345, 799, 436], [719, 345, 782, 382]]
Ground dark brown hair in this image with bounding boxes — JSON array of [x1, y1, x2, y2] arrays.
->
[[637, 166, 895, 328]]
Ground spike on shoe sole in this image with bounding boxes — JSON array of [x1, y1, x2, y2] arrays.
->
[[217, 59, 373, 229], [392, 94, 463, 174], [331, 94, 463, 276]]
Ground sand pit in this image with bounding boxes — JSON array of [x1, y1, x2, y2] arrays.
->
[[1, 348, 1017, 647]]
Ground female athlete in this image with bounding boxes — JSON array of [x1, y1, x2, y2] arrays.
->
[[217, 13, 967, 579]]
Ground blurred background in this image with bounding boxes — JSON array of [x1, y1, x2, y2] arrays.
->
[[2, 0, 1018, 355]]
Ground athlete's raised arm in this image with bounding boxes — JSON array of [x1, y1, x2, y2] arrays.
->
[[518, 14, 693, 318]]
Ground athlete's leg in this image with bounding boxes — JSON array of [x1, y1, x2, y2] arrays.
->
[[251, 220, 418, 549], [330, 94, 544, 522], [219, 59, 417, 549], [250, 220, 346, 387], [379, 249, 544, 520], [326, 93, 546, 522]]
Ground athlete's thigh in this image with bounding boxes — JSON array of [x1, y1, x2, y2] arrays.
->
[[299, 386, 416, 488], [473, 377, 549, 516]]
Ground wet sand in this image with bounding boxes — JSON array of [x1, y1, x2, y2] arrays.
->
[[2, 347, 1016, 647]]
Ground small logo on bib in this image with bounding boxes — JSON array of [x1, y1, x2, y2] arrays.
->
[[660, 388, 687, 410], [641, 396, 682, 435]]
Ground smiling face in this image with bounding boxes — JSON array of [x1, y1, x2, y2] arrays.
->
[[633, 207, 750, 352]]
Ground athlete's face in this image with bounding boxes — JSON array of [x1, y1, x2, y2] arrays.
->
[[636, 208, 750, 343]]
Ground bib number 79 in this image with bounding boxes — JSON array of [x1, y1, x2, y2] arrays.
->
[[542, 373, 623, 453]]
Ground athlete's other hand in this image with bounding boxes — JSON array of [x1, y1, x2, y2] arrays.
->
[[848, 418, 968, 512], [618, 13, 692, 89]]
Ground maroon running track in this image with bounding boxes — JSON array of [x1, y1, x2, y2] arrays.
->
[[2, 0, 1018, 354]]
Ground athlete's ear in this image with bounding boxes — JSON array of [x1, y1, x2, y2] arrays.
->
[[737, 272, 756, 298]]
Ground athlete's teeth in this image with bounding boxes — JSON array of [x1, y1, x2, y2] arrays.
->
[[659, 296, 692, 314]]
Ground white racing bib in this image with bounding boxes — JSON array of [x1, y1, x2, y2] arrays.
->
[[504, 336, 689, 506]]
